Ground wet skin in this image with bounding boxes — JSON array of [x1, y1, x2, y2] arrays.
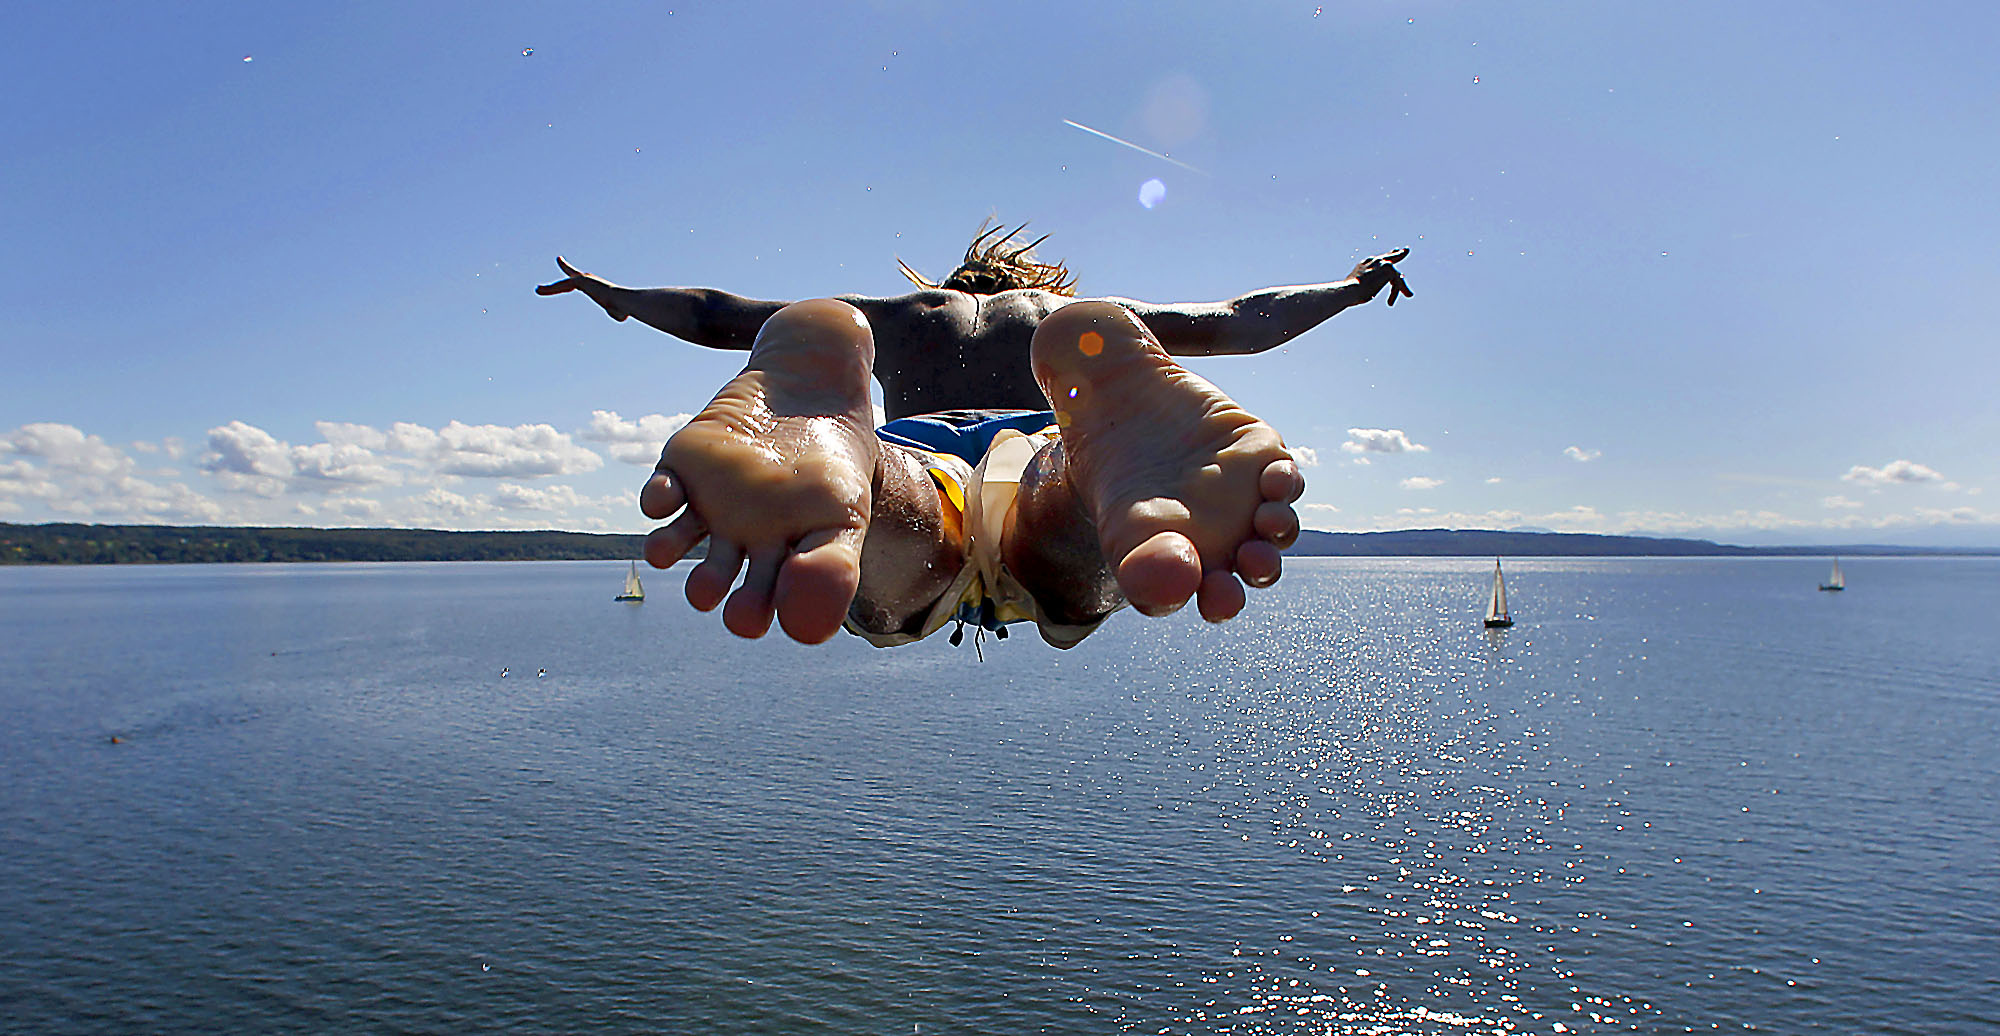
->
[[639, 299, 1303, 644]]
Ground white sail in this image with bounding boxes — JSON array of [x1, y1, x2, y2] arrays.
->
[[618, 561, 645, 600], [1484, 559, 1511, 626], [1827, 558, 1843, 590]]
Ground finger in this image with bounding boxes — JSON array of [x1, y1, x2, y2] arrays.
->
[[557, 256, 582, 278], [1385, 247, 1409, 263], [723, 549, 783, 639], [1237, 540, 1284, 588], [1253, 500, 1299, 549], [534, 280, 575, 296], [1386, 270, 1411, 306], [1196, 568, 1246, 623], [643, 510, 707, 569], [640, 470, 685, 521], [686, 537, 744, 612]]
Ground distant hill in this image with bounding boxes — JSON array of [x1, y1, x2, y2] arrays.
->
[[1, 523, 654, 565], [2, 522, 1991, 566], [1289, 528, 1998, 557]]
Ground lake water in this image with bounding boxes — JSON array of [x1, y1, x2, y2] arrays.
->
[[2, 558, 1996, 1034]]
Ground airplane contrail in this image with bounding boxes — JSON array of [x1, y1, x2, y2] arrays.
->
[[1061, 119, 1208, 175]]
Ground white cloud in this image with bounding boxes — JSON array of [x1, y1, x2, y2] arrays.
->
[[3, 422, 135, 478], [1485, 476, 1504, 484], [495, 482, 594, 512], [414, 486, 484, 520], [1842, 459, 1945, 486], [1289, 446, 1321, 467], [1564, 446, 1601, 462], [581, 409, 691, 465], [1822, 495, 1862, 510], [316, 421, 391, 450], [1299, 502, 1340, 515], [1342, 428, 1428, 455], [319, 497, 386, 522], [202, 421, 292, 479], [430, 421, 604, 478], [289, 442, 401, 486], [1401, 476, 1444, 490]]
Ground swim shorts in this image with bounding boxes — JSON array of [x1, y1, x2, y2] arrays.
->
[[846, 409, 1123, 650]]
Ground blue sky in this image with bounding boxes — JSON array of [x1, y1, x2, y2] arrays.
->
[[4, 2, 1995, 545]]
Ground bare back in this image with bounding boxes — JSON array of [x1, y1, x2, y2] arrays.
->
[[839, 289, 1069, 420], [538, 248, 1410, 423]]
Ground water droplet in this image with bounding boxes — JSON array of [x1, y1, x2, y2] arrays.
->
[[1407, 17, 1415, 23], [1472, 75, 1481, 84], [1313, 5, 1323, 15], [521, 47, 533, 56], [241, 55, 253, 62], [1467, 250, 1475, 256]]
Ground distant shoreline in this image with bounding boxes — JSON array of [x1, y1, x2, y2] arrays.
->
[[4, 522, 1993, 566]]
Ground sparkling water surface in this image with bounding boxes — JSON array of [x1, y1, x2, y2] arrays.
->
[[3, 558, 1996, 1034]]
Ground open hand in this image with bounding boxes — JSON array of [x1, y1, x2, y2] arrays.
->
[[535, 257, 628, 321], [1348, 248, 1414, 307]]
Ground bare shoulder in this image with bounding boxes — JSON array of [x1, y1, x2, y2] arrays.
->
[[835, 289, 978, 347]]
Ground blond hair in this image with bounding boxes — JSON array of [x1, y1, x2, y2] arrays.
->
[[898, 220, 1077, 296]]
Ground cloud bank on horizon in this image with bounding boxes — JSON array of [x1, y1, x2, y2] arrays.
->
[[4, 417, 1992, 546]]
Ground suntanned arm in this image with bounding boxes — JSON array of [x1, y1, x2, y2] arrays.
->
[[536, 257, 790, 350], [1111, 248, 1413, 357]]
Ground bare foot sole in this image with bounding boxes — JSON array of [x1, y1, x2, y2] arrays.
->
[[639, 299, 880, 643], [1029, 302, 1304, 621]]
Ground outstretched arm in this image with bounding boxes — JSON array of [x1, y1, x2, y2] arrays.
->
[[536, 257, 789, 350], [1113, 248, 1413, 357]]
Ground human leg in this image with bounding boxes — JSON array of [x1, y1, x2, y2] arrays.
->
[[1002, 301, 1303, 627], [639, 299, 960, 644]]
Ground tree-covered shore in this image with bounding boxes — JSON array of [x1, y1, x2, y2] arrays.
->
[[1, 523, 651, 565], [5, 522, 1990, 566]]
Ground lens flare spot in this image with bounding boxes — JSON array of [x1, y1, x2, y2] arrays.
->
[[1138, 178, 1167, 209], [521, 48, 534, 56], [1078, 332, 1104, 357]]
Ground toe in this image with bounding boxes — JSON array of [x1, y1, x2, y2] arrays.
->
[[1237, 540, 1283, 588], [723, 550, 781, 638], [686, 538, 744, 612], [640, 470, 686, 521], [773, 528, 864, 644], [1196, 569, 1246, 622], [1261, 457, 1305, 504], [644, 510, 707, 570], [1253, 500, 1299, 549], [1115, 530, 1203, 617]]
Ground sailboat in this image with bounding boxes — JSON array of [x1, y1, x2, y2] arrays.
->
[[1819, 557, 1845, 592], [615, 561, 645, 602], [1483, 558, 1514, 628]]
